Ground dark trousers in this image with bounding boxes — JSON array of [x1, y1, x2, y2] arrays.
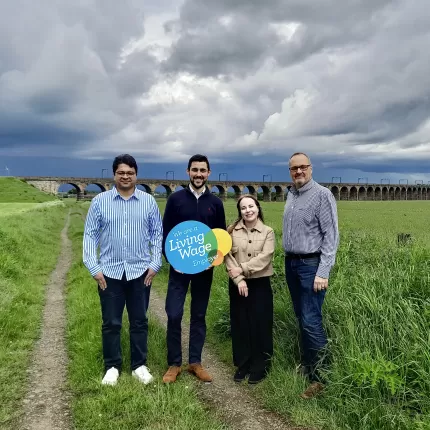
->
[[99, 272, 150, 372], [165, 266, 213, 366], [229, 277, 273, 374], [285, 256, 328, 382]]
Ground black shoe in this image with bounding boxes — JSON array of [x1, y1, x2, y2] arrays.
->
[[248, 370, 267, 384], [233, 368, 249, 382]]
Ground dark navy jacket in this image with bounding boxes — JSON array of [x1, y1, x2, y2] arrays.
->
[[162, 186, 226, 257]]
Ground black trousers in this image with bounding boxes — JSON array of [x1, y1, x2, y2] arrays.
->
[[165, 266, 214, 366], [99, 272, 150, 372], [228, 276, 273, 374]]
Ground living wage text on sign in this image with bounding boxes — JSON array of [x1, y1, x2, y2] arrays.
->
[[165, 221, 232, 274]]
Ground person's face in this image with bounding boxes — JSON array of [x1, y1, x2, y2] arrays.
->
[[114, 163, 137, 191], [239, 197, 259, 224], [187, 161, 210, 190], [289, 154, 312, 189]]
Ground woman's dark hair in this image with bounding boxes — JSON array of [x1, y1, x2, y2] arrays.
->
[[112, 154, 138, 174], [187, 154, 210, 171], [227, 194, 264, 233]]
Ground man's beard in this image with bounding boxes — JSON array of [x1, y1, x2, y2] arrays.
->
[[190, 177, 206, 190]]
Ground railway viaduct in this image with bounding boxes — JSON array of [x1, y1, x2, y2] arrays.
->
[[16, 176, 430, 201]]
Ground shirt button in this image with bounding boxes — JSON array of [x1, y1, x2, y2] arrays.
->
[[251, 229, 255, 232], [248, 253, 251, 257], [249, 240, 252, 243]]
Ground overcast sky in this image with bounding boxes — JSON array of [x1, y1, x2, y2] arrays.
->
[[1, 0, 430, 184]]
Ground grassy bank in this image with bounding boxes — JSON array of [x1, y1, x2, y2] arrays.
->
[[66, 209, 227, 430], [0, 177, 57, 203], [0, 205, 67, 428], [154, 199, 430, 430]]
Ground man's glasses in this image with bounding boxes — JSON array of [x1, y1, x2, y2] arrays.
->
[[115, 171, 136, 177], [289, 164, 311, 172]]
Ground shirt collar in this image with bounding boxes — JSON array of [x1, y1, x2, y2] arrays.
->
[[234, 218, 264, 232], [189, 184, 206, 197], [292, 179, 315, 194], [111, 186, 140, 200]]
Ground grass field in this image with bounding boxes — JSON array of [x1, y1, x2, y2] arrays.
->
[[0, 206, 67, 428], [153, 199, 430, 430]]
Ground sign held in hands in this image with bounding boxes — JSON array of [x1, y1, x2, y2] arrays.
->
[[165, 221, 232, 274]]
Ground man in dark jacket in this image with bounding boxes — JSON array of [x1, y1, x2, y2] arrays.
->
[[162, 154, 226, 383]]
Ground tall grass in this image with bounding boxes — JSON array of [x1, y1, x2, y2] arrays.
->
[[0, 205, 67, 428], [154, 199, 430, 430]]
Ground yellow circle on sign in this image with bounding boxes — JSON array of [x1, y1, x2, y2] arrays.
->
[[212, 228, 232, 255]]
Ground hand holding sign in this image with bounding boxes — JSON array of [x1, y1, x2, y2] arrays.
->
[[165, 221, 232, 274]]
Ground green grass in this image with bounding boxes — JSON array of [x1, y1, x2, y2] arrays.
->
[[153, 199, 430, 430], [0, 205, 67, 428], [0, 177, 57, 203], [66, 209, 227, 430]]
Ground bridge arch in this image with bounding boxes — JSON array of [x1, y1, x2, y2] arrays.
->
[[58, 182, 82, 198], [382, 187, 388, 200], [366, 187, 374, 200], [155, 184, 173, 197], [423, 188, 427, 200], [400, 187, 406, 200], [136, 184, 152, 194], [350, 186, 357, 201], [340, 186, 348, 200], [271, 185, 284, 202], [331, 186, 339, 200], [358, 186, 366, 201], [394, 187, 400, 200], [210, 184, 226, 200], [374, 187, 381, 200], [228, 185, 242, 200], [257, 185, 271, 202], [389, 187, 394, 200]]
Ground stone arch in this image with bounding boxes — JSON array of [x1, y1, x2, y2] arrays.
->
[[331, 186, 339, 200], [210, 184, 226, 201], [82, 183, 106, 200], [136, 184, 152, 194], [58, 182, 82, 199], [271, 185, 284, 201], [154, 184, 172, 197], [382, 187, 388, 200], [412, 187, 417, 200], [228, 185, 242, 200], [375, 187, 381, 200], [389, 187, 394, 200], [366, 187, 374, 200], [417, 188, 422, 200], [401, 187, 406, 200], [358, 186, 366, 201], [423, 188, 427, 200], [257, 185, 271, 202], [340, 186, 348, 200], [350, 186, 358, 200], [394, 187, 401, 200]]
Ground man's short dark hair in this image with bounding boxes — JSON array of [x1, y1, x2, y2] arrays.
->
[[187, 154, 210, 171], [112, 154, 138, 174]]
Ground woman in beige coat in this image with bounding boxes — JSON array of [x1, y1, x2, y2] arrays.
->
[[225, 195, 275, 384]]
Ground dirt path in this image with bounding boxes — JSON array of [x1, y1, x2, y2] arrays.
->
[[149, 289, 305, 430], [20, 213, 72, 430]]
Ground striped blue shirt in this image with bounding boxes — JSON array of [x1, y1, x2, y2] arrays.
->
[[83, 187, 163, 280], [282, 179, 339, 278]]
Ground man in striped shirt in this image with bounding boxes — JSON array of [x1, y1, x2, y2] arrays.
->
[[83, 154, 163, 386], [283, 152, 339, 399]]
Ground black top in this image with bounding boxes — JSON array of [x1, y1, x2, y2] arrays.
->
[[162, 187, 227, 257]]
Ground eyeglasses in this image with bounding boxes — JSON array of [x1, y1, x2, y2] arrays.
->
[[115, 171, 136, 177], [289, 164, 311, 172]]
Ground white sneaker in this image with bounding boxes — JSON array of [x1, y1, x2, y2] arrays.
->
[[102, 367, 119, 386], [132, 365, 154, 384]]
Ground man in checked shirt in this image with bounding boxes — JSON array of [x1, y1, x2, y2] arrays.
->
[[283, 152, 339, 399]]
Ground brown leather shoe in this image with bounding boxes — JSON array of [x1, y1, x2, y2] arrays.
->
[[187, 363, 212, 382], [162, 366, 182, 383], [300, 382, 324, 399]]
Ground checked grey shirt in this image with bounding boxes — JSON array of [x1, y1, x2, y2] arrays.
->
[[282, 179, 339, 278]]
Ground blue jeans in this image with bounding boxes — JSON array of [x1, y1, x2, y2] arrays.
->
[[165, 266, 213, 366], [99, 272, 150, 372], [285, 256, 328, 382]]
